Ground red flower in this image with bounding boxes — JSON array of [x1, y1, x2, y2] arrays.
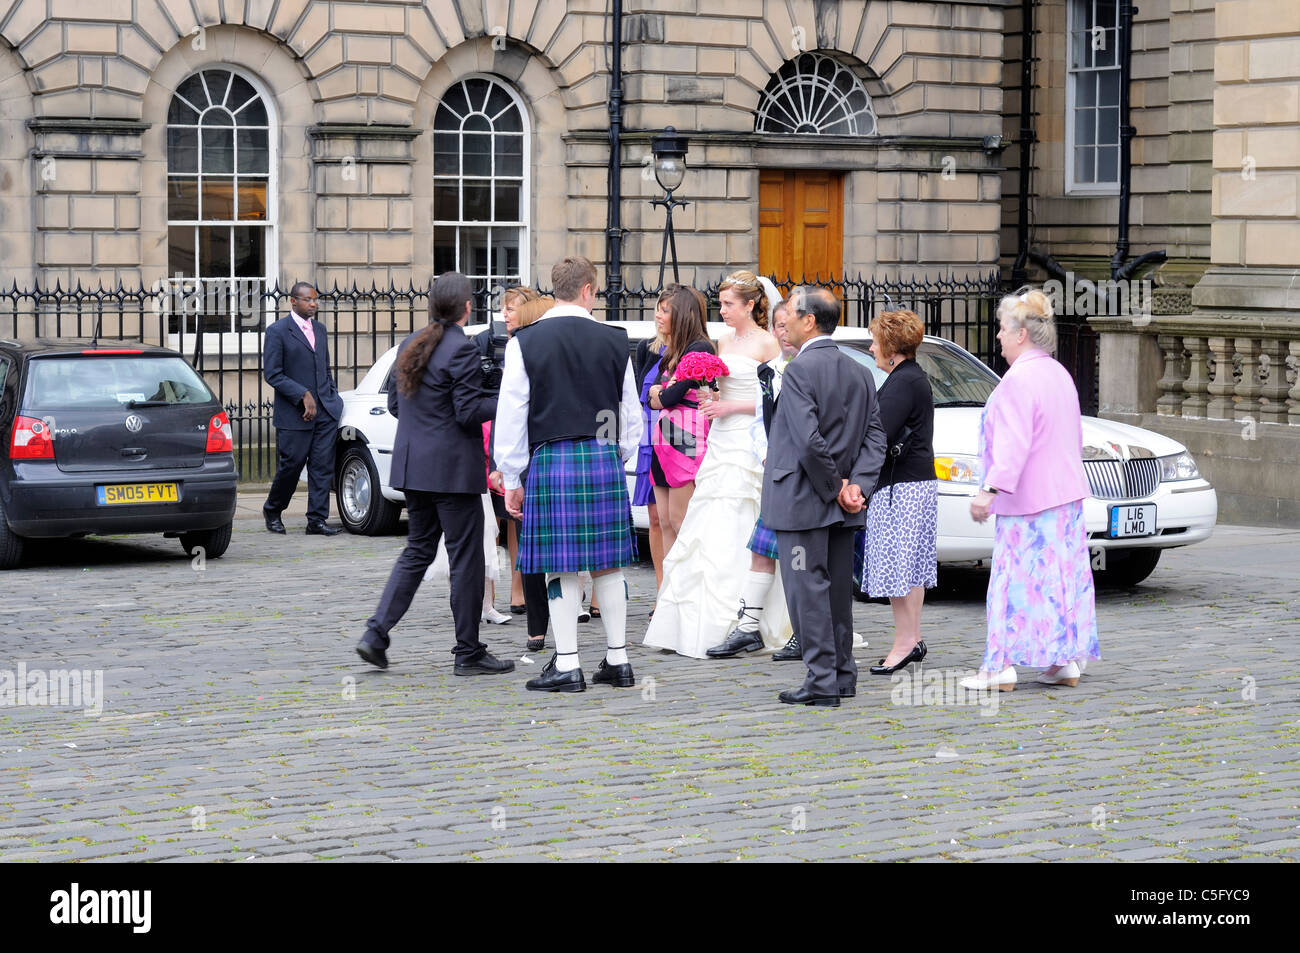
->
[[675, 352, 730, 384]]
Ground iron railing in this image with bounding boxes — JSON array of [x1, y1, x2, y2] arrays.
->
[[0, 272, 1098, 480]]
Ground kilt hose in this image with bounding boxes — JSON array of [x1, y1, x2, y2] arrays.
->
[[517, 437, 637, 574]]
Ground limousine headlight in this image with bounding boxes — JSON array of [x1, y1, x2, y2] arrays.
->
[[1158, 451, 1199, 482], [934, 455, 981, 484]]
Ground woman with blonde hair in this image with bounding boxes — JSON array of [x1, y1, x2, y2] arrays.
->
[[961, 287, 1100, 692], [487, 295, 554, 649], [644, 270, 794, 659]]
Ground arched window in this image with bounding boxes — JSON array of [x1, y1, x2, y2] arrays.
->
[[433, 76, 528, 316], [166, 68, 274, 332], [755, 53, 877, 136]]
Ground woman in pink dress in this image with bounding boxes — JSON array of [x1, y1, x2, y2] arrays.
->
[[962, 288, 1101, 692]]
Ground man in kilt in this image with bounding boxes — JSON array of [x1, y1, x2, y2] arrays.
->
[[495, 256, 643, 693], [705, 297, 801, 660]]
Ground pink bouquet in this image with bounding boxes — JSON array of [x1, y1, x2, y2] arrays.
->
[[674, 352, 731, 392]]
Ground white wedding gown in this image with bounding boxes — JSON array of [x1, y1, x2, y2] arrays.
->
[[642, 355, 794, 658]]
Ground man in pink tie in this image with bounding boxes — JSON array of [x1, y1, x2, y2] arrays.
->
[[263, 282, 345, 535]]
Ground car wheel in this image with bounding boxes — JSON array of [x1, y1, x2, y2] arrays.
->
[[1096, 547, 1161, 587], [0, 498, 25, 570], [336, 444, 402, 535], [180, 521, 232, 560]]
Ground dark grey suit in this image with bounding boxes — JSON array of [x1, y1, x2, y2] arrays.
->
[[362, 323, 498, 660], [263, 313, 345, 523], [761, 336, 887, 698]]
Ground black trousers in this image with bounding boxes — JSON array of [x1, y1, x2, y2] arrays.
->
[[776, 525, 858, 697], [265, 417, 337, 524], [509, 513, 550, 636], [363, 489, 485, 660]]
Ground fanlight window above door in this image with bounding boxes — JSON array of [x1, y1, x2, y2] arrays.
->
[[755, 53, 877, 136]]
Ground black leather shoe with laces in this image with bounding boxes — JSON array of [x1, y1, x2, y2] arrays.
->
[[771, 635, 801, 661], [525, 654, 585, 693]]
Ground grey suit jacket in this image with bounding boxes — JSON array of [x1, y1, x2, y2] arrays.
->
[[760, 336, 887, 531]]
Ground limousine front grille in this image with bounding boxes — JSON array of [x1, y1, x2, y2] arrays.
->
[[1083, 458, 1161, 500]]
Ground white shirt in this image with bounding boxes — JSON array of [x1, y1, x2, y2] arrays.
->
[[494, 304, 644, 490]]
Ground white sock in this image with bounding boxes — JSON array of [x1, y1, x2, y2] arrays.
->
[[592, 572, 629, 665], [482, 579, 494, 614], [546, 573, 582, 672], [735, 570, 775, 633]]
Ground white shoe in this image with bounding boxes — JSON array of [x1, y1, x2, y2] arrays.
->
[[1076, 658, 1088, 674], [1037, 661, 1080, 687], [959, 666, 1017, 692], [852, 631, 868, 648], [481, 606, 512, 625]]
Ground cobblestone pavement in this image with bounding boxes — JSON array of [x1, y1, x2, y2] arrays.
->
[[1, 488, 1297, 863]]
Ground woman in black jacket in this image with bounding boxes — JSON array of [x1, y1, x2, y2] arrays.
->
[[860, 309, 938, 675]]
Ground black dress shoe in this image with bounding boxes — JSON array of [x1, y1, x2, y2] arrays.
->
[[778, 687, 840, 707], [454, 651, 515, 676], [356, 640, 388, 669], [306, 521, 341, 536], [510, 604, 527, 615], [264, 510, 286, 534], [525, 654, 585, 693], [591, 658, 635, 687], [705, 627, 764, 658], [771, 634, 801, 661], [869, 640, 927, 675], [839, 686, 856, 698], [525, 635, 546, 652]]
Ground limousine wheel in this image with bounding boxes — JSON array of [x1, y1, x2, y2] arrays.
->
[[1097, 547, 1161, 588], [337, 444, 402, 536]]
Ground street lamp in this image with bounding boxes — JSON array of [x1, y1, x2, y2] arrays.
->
[[650, 126, 689, 287]]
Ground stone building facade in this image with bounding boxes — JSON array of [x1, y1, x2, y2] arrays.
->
[[0, 0, 1009, 295], [0, 0, 1297, 521]]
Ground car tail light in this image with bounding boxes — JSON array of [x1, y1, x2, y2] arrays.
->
[[205, 411, 233, 453], [10, 415, 55, 460]]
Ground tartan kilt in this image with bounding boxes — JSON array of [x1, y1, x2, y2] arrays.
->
[[518, 438, 637, 573], [746, 514, 780, 559]]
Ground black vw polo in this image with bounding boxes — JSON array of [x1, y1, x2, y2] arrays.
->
[[0, 339, 238, 569]]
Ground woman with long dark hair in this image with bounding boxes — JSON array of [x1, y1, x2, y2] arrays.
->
[[647, 285, 715, 556], [354, 272, 513, 675]]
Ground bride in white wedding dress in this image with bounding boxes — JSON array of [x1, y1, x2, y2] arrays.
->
[[642, 271, 794, 658]]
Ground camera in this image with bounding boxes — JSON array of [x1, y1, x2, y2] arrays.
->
[[478, 319, 508, 392]]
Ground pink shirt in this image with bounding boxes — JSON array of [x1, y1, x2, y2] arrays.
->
[[981, 349, 1089, 516]]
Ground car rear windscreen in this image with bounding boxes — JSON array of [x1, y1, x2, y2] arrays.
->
[[24, 356, 215, 412]]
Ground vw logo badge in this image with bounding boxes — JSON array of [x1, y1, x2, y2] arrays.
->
[[124, 414, 144, 433]]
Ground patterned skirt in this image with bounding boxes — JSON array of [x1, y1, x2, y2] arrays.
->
[[517, 438, 637, 574], [746, 514, 779, 559], [859, 479, 938, 598], [982, 499, 1101, 670]]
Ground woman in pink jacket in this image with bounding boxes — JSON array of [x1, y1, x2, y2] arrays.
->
[[961, 288, 1100, 692]]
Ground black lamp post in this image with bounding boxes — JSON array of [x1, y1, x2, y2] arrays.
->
[[650, 126, 689, 288]]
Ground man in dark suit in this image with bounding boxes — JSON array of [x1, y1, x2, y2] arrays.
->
[[761, 287, 887, 707], [355, 272, 513, 676], [263, 282, 344, 535]]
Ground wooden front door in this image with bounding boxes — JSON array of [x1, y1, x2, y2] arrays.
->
[[758, 170, 844, 290]]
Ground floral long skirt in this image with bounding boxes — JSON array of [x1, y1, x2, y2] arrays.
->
[[982, 499, 1101, 671]]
